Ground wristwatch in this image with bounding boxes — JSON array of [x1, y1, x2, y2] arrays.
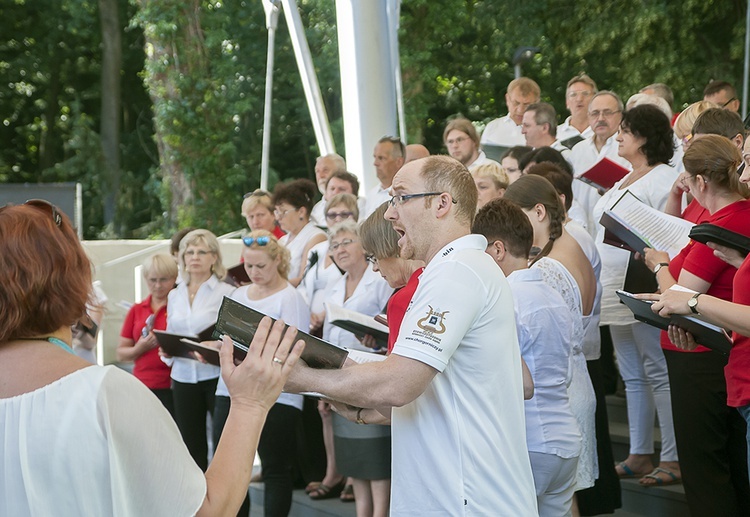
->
[[653, 262, 669, 274], [687, 292, 701, 314]]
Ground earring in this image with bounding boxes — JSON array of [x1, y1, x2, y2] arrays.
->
[[211, 264, 215, 274]]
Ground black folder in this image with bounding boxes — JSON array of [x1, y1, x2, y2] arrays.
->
[[688, 223, 750, 256], [616, 290, 732, 354]]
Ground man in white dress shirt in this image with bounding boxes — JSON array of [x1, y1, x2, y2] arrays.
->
[[481, 77, 541, 147], [522, 102, 570, 156], [363, 136, 405, 218], [557, 74, 597, 146], [569, 91, 631, 233], [286, 155, 538, 515], [311, 153, 347, 226], [443, 117, 499, 170]]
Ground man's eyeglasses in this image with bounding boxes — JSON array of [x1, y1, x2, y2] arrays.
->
[[329, 238, 357, 252], [365, 254, 378, 265], [446, 136, 469, 146], [387, 192, 456, 207], [723, 97, 737, 108], [588, 109, 621, 119], [243, 236, 271, 247], [567, 90, 593, 99], [325, 211, 354, 221]]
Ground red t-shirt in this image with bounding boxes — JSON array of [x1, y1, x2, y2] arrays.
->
[[726, 257, 750, 407], [386, 268, 423, 354], [120, 295, 172, 389], [681, 198, 710, 224], [662, 199, 750, 353]]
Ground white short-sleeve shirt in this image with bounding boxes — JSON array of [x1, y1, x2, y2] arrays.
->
[[390, 235, 537, 516], [480, 114, 526, 147]]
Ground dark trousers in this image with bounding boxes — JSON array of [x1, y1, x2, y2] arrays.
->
[[577, 359, 622, 515], [214, 396, 301, 517], [664, 349, 750, 516], [151, 387, 175, 417], [214, 396, 251, 517], [172, 378, 217, 472]]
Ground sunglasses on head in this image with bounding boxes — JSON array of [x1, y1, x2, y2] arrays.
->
[[243, 189, 271, 199], [243, 236, 271, 247], [0, 199, 63, 227]]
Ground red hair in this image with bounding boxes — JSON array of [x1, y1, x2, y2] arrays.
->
[[0, 204, 92, 342]]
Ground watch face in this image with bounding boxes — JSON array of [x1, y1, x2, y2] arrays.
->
[[688, 298, 697, 307]]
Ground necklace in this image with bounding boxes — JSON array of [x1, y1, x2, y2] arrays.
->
[[23, 337, 76, 355]]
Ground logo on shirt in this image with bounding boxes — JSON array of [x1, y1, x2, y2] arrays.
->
[[417, 305, 448, 335]]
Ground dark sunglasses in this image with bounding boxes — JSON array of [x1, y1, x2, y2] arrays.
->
[[243, 236, 271, 247], [9, 199, 63, 227]]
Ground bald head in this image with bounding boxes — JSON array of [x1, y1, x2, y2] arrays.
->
[[405, 144, 430, 163]]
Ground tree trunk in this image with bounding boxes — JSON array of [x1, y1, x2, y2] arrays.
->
[[99, 0, 122, 228]]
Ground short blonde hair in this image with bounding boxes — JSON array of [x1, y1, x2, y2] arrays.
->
[[179, 229, 227, 283], [142, 253, 178, 280], [360, 203, 400, 259], [328, 220, 360, 243], [420, 155, 479, 226], [241, 189, 274, 217], [243, 229, 291, 280], [325, 193, 359, 220], [673, 100, 720, 140], [472, 162, 509, 191]]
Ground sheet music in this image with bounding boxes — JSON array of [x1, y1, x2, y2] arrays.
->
[[610, 191, 694, 258]]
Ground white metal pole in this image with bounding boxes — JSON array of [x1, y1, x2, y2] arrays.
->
[[388, 0, 406, 143], [260, 1, 280, 191], [336, 0, 398, 194], [281, 0, 335, 156]]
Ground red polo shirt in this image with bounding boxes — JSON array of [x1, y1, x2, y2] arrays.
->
[[120, 295, 171, 389]]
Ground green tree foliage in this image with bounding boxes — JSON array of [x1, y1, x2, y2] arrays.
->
[[0, 0, 746, 237]]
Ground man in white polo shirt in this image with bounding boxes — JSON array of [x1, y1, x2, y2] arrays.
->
[[481, 77, 541, 147], [285, 155, 537, 515]]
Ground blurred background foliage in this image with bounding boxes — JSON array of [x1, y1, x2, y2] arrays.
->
[[0, 0, 744, 238]]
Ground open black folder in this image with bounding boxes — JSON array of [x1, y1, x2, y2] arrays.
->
[[689, 223, 750, 256], [214, 296, 348, 369], [154, 325, 217, 361], [616, 290, 732, 354]]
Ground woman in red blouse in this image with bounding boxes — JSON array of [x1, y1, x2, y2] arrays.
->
[[644, 135, 750, 514], [117, 253, 178, 414]]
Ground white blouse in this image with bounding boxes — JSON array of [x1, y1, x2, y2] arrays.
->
[[167, 275, 236, 383], [1, 366, 206, 516], [322, 266, 393, 352]]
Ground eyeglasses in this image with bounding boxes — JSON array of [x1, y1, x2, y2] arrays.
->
[[588, 109, 621, 119], [723, 97, 737, 108], [141, 314, 156, 338], [388, 192, 456, 207], [365, 254, 378, 265], [446, 136, 469, 146], [243, 236, 271, 246], [25, 199, 63, 227], [567, 90, 593, 99], [682, 133, 694, 148], [329, 238, 357, 252], [184, 249, 212, 257], [243, 189, 271, 199], [325, 211, 354, 221], [274, 207, 296, 218]]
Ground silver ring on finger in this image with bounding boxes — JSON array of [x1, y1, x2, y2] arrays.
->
[[273, 356, 284, 365]]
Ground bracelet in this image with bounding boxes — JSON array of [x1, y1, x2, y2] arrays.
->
[[356, 408, 367, 425]]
